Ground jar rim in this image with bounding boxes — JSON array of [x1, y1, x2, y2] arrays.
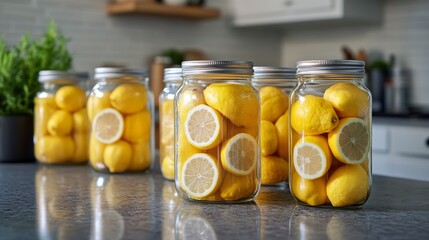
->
[[164, 67, 183, 82], [297, 60, 365, 75], [94, 67, 148, 80], [38, 70, 80, 83], [182, 60, 253, 76], [253, 66, 296, 80]]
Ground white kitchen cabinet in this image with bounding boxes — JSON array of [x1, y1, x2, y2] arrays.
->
[[372, 120, 429, 181], [231, 0, 381, 27]]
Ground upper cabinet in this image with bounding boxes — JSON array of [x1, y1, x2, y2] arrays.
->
[[231, 0, 381, 27]]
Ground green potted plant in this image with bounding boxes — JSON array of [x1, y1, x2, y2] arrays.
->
[[0, 21, 72, 162]]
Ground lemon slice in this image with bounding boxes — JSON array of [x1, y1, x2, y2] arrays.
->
[[92, 108, 124, 144], [180, 153, 222, 198], [185, 104, 223, 150], [293, 135, 332, 180], [328, 118, 370, 164], [221, 133, 257, 176]]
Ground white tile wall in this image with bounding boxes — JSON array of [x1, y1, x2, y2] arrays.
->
[[0, 0, 282, 72], [280, 0, 429, 108]]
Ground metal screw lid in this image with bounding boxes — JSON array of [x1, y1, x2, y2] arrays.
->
[[253, 66, 296, 80], [182, 60, 254, 75], [296, 60, 365, 75], [94, 67, 148, 80], [163, 67, 182, 82], [38, 70, 79, 82]]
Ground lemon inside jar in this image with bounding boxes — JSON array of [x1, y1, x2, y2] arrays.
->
[[290, 60, 371, 208], [88, 68, 153, 173], [34, 71, 89, 165], [175, 61, 260, 202]]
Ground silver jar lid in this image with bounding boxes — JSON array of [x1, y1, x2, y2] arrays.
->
[[164, 67, 182, 82], [38, 70, 79, 82], [182, 60, 254, 75], [296, 60, 365, 75], [94, 67, 148, 79], [253, 66, 296, 79]]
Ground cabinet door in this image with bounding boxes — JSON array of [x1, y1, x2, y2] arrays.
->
[[283, 0, 334, 13], [231, 0, 341, 26], [232, 0, 334, 17], [391, 127, 429, 158], [232, 0, 286, 18], [373, 125, 389, 153]]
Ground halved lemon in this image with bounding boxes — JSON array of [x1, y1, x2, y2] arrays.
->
[[221, 133, 257, 176], [180, 153, 222, 198], [92, 108, 124, 144], [185, 104, 224, 150], [328, 118, 370, 164], [293, 135, 332, 180]]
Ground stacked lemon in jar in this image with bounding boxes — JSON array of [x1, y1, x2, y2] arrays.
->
[[252, 67, 297, 185], [290, 60, 371, 207], [159, 68, 182, 180], [88, 68, 153, 173], [34, 71, 88, 164], [175, 61, 260, 202]]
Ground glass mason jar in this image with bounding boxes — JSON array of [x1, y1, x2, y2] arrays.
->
[[88, 68, 154, 173], [34, 71, 89, 164], [175, 60, 260, 203], [252, 66, 297, 186], [289, 60, 372, 208], [159, 68, 182, 180]]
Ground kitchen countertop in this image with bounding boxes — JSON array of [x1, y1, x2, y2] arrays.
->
[[1, 164, 429, 239]]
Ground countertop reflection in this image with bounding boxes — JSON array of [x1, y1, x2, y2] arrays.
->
[[1, 164, 429, 239]]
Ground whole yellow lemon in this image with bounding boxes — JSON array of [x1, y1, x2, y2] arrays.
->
[[34, 101, 56, 138], [177, 86, 206, 123], [110, 84, 148, 114], [87, 92, 112, 121], [128, 140, 151, 171], [35, 95, 58, 109], [104, 140, 132, 173], [160, 99, 175, 145], [161, 156, 175, 180], [261, 155, 289, 185], [292, 172, 327, 206], [123, 110, 151, 143], [47, 110, 73, 136], [274, 110, 289, 159], [203, 83, 258, 128], [55, 85, 86, 112], [291, 95, 339, 135], [261, 120, 278, 156], [36, 136, 75, 164], [260, 86, 288, 122], [324, 82, 369, 118], [220, 172, 256, 201], [73, 108, 89, 133], [73, 133, 88, 163], [89, 133, 106, 168], [326, 165, 369, 207]]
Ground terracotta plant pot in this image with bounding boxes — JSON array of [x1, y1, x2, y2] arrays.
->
[[0, 115, 35, 162]]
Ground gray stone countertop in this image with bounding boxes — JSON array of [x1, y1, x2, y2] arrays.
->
[[1, 163, 429, 240]]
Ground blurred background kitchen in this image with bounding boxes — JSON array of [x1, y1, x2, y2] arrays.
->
[[1, 0, 428, 180]]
